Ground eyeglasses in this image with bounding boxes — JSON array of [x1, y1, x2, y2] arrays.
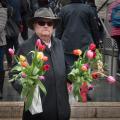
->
[[37, 20, 54, 26]]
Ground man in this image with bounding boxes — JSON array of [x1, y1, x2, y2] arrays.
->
[[10, 8, 70, 120], [55, 0, 100, 66]]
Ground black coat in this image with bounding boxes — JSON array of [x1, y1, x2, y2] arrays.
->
[[11, 34, 70, 120], [55, 2, 99, 53]]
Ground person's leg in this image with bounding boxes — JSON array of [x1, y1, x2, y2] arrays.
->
[[0, 46, 5, 99], [13, 35, 19, 53], [5, 36, 13, 68]]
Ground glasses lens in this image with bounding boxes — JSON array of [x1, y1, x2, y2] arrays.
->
[[47, 21, 54, 26], [38, 21, 46, 26], [37, 20, 53, 26]]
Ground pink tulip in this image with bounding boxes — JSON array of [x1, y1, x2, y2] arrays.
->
[[21, 73, 27, 78], [86, 50, 94, 59], [81, 65, 88, 72], [8, 48, 14, 57], [39, 76, 45, 81], [107, 76, 116, 84], [84, 63, 89, 69], [36, 39, 41, 47]]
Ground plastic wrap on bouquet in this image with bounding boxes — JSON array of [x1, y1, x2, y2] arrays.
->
[[29, 85, 43, 115]]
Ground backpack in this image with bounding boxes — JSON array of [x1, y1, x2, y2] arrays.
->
[[111, 3, 120, 27]]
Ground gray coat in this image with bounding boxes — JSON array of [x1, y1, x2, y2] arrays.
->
[[0, 3, 7, 46], [10, 34, 70, 120]]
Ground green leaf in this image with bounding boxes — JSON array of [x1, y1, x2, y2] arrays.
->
[[24, 86, 35, 111], [38, 80, 47, 95], [32, 66, 39, 75], [12, 65, 22, 71]]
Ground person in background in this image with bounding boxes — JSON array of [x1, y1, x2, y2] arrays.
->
[[5, 0, 21, 69], [0, 0, 7, 98], [87, 0, 105, 46], [10, 7, 70, 120], [108, 0, 120, 75], [55, 0, 100, 67], [20, 0, 50, 42]]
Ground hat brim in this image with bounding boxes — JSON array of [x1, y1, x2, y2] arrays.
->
[[28, 17, 60, 30]]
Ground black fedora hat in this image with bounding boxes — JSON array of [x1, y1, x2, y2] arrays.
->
[[28, 7, 60, 29]]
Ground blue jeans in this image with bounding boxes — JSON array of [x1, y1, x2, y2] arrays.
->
[[0, 46, 5, 71]]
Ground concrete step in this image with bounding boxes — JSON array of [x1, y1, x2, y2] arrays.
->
[[70, 102, 120, 119]]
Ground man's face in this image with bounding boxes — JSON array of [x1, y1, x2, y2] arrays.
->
[[33, 18, 54, 40]]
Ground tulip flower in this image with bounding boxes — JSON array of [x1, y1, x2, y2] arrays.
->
[[37, 52, 44, 60], [21, 61, 28, 67], [36, 39, 41, 47], [81, 65, 88, 72], [88, 84, 94, 90], [42, 56, 48, 62], [84, 64, 89, 69], [73, 49, 82, 56], [39, 76, 45, 81], [107, 76, 116, 84], [89, 43, 96, 51], [93, 52, 96, 58], [21, 73, 27, 78], [19, 55, 26, 62], [91, 72, 99, 79], [8, 48, 14, 57], [42, 64, 50, 71], [38, 44, 46, 51], [86, 50, 94, 59]]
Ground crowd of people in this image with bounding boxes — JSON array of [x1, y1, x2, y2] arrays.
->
[[0, 0, 119, 120]]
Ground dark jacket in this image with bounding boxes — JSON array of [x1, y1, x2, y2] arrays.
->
[[55, 2, 99, 53], [10, 34, 70, 120], [7, 0, 21, 25]]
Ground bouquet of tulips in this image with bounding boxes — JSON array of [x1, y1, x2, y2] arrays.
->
[[9, 39, 50, 111], [68, 43, 116, 102]]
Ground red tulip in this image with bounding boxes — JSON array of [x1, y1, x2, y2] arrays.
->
[[91, 72, 99, 79], [42, 64, 50, 71], [38, 44, 46, 51], [89, 43, 96, 51], [8, 48, 14, 57], [93, 52, 96, 58]]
